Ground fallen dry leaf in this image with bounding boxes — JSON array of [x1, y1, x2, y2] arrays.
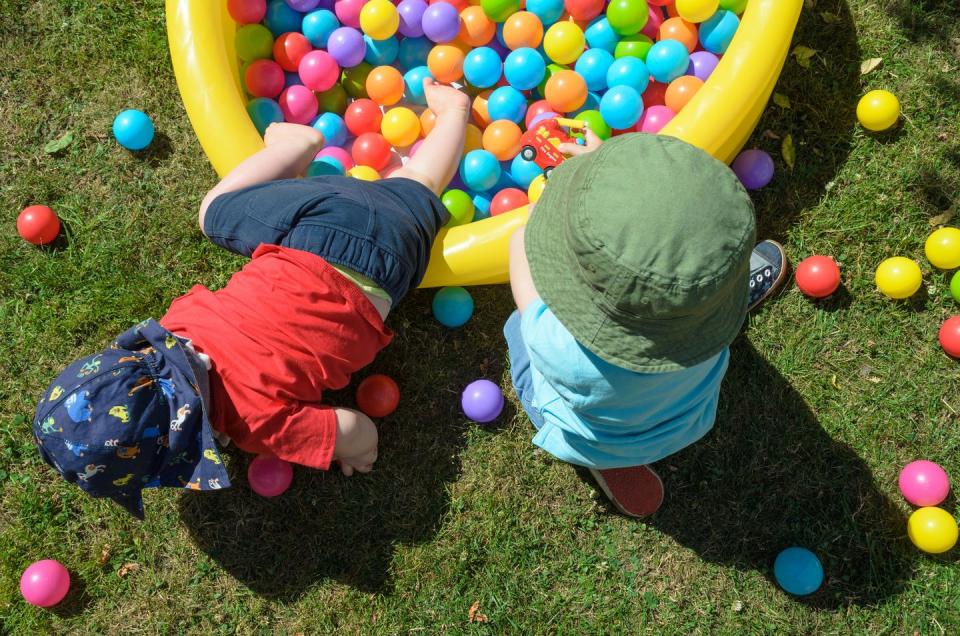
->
[[791, 45, 818, 68], [98, 547, 111, 566], [782, 134, 796, 170], [929, 208, 956, 226], [820, 11, 841, 23], [117, 562, 140, 578], [763, 129, 782, 140], [860, 57, 883, 75], [773, 93, 792, 109], [468, 600, 489, 623]]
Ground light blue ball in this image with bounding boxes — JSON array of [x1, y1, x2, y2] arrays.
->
[[526, 0, 564, 26], [403, 65, 433, 104], [487, 86, 527, 124], [397, 36, 433, 71], [311, 112, 347, 147], [306, 158, 345, 176], [646, 39, 690, 83], [600, 85, 643, 129], [112, 109, 155, 151], [509, 154, 543, 188], [460, 150, 501, 191], [572, 91, 601, 117], [432, 287, 475, 328], [364, 35, 400, 66], [265, 0, 303, 36], [469, 190, 492, 218], [246, 98, 284, 136], [699, 10, 739, 54], [302, 9, 340, 47], [463, 47, 503, 89], [606, 56, 649, 93], [575, 48, 615, 91], [773, 547, 823, 596], [503, 48, 546, 91], [585, 17, 620, 53]]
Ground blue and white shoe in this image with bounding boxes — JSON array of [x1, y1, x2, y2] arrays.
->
[[748, 240, 788, 312]]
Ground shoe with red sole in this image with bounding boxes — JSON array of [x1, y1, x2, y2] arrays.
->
[[588, 465, 664, 518]]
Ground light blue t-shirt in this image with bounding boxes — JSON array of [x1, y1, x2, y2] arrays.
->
[[519, 300, 729, 469]]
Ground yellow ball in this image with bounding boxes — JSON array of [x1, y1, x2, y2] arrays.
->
[[359, 0, 400, 40], [857, 90, 900, 132], [925, 227, 960, 270], [528, 173, 547, 203], [543, 22, 585, 65], [464, 123, 484, 156], [875, 257, 922, 299], [348, 165, 381, 181], [675, 0, 719, 23], [381, 107, 421, 147], [908, 507, 958, 554]]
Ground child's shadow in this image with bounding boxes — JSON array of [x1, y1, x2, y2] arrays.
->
[[647, 338, 915, 608]]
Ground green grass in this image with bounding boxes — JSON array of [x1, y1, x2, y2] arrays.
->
[[2, 0, 960, 632]]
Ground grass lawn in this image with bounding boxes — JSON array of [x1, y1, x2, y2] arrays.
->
[[2, 0, 960, 632]]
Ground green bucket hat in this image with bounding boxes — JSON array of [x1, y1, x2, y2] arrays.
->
[[525, 133, 756, 373]]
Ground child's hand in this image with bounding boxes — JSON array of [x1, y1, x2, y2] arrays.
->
[[558, 127, 603, 157], [422, 78, 470, 121], [332, 408, 378, 476], [264, 122, 324, 150]]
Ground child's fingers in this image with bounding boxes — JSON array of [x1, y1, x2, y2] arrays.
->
[[557, 142, 589, 156], [584, 127, 603, 149], [340, 462, 354, 476]]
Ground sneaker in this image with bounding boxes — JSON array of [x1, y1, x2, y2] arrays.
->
[[748, 240, 788, 312], [588, 465, 664, 518]]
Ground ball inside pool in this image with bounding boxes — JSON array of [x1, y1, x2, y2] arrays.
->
[[773, 547, 823, 596], [441, 189, 476, 226], [794, 255, 840, 298], [17, 205, 60, 245], [112, 109, 155, 151], [20, 559, 70, 607], [939, 316, 960, 359], [461, 379, 504, 423], [356, 374, 401, 417], [432, 286, 475, 327], [898, 460, 950, 507], [247, 455, 294, 497]]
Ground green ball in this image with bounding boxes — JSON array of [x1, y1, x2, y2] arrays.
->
[[342, 62, 373, 99], [537, 63, 568, 99], [606, 0, 649, 36], [951, 271, 960, 303], [317, 84, 348, 116], [614, 34, 653, 61], [236, 24, 274, 62], [575, 110, 612, 140], [481, 0, 520, 22], [442, 189, 475, 227], [719, 0, 748, 13]]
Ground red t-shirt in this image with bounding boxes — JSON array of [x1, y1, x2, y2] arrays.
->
[[160, 244, 392, 469]]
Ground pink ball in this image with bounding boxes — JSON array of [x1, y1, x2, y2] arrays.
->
[[641, 4, 663, 39], [248, 455, 294, 497], [279, 85, 319, 124], [317, 146, 355, 170], [637, 105, 675, 133], [335, 0, 365, 28], [899, 460, 950, 507], [408, 139, 424, 157], [299, 50, 340, 92], [20, 560, 70, 607]]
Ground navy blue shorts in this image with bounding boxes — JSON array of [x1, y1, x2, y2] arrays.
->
[[204, 176, 449, 303]]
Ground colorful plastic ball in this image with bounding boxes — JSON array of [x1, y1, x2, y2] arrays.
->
[[247, 97, 285, 135], [525, 100, 555, 127], [503, 11, 544, 49], [482, 119, 523, 160], [356, 374, 401, 417], [773, 547, 823, 596], [565, 0, 604, 22], [397, 0, 427, 37], [543, 22, 585, 65], [422, 2, 460, 42], [348, 165, 381, 180], [461, 379, 504, 423], [510, 153, 544, 187], [924, 227, 960, 270], [403, 66, 433, 104], [606, 0, 648, 35], [606, 56, 649, 93], [908, 507, 959, 554], [637, 104, 674, 133], [335, 0, 365, 27], [600, 85, 642, 129], [442, 189, 476, 226], [584, 17, 619, 53], [545, 69, 587, 113], [318, 145, 354, 170], [857, 90, 900, 132], [461, 149, 501, 191], [794, 256, 840, 298], [298, 49, 340, 91], [307, 158, 345, 176], [875, 257, 922, 299], [537, 62, 568, 96], [245, 59, 285, 97], [676, 0, 719, 23], [282, 70, 302, 89], [641, 3, 663, 38], [312, 111, 348, 146], [248, 455, 294, 497], [719, 0, 747, 11], [432, 286, 475, 327], [381, 107, 421, 147], [659, 16, 698, 52], [665, 75, 703, 112], [265, 0, 303, 34], [229, 0, 268, 24], [273, 32, 312, 72], [471, 190, 493, 218], [483, 86, 524, 123], [328, 27, 366, 67], [731, 149, 774, 190], [398, 36, 433, 70], [481, 0, 520, 22], [302, 9, 341, 47], [364, 35, 400, 65], [353, 132, 393, 170], [951, 271, 960, 303], [899, 460, 950, 507], [278, 85, 319, 123], [491, 187, 530, 215], [112, 109, 155, 151], [20, 560, 70, 607], [576, 109, 611, 139], [528, 173, 547, 202], [463, 47, 503, 88], [464, 123, 484, 155], [427, 44, 465, 83], [236, 24, 275, 62], [314, 86, 346, 117], [526, 0, 565, 26], [365, 65, 405, 105], [575, 48, 614, 91], [940, 316, 960, 358], [698, 9, 738, 53], [614, 33, 653, 60], [344, 98, 382, 135], [360, 0, 400, 39], [17, 205, 60, 245], [459, 6, 497, 46], [646, 39, 690, 83], [504, 47, 547, 90], [688, 50, 720, 81], [287, 0, 321, 12]]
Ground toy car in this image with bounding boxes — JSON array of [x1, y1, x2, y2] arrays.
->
[[518, 117, 588, 178]]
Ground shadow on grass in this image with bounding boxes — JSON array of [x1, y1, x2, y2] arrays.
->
[[885, 0, 960, 45], [648, 338, 913, 608]]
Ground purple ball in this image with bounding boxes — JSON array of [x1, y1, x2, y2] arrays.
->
[[529, 110, 559, 128], [421, 2, 460, 43], [327, 27, 366, 68], [688, 51, 720, 82], [461, 379, 504, 423], [285, 0, 321, 10], [732, 149, 775, 190], [398, 0, 428, 37]]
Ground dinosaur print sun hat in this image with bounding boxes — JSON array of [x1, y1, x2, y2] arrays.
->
[[32, 319, 230, 519]]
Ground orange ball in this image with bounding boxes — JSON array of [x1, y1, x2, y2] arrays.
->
[[659, 17, 698, 52], [365, 65, 405, 106], [437, 0, 470, 10], [503, 11, 544, 50], [420, 108, 438, 136], [464, 123, 484, 155], [459, 6, 496, 47], [482, 120, 523, 160], [665, 75, 703, 112], [427, 44, 465, 83], [544, 69, 587, 113], [472, 89, 494, 129]]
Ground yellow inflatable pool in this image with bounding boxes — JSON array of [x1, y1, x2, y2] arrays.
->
[[166, 0, 803, 288]]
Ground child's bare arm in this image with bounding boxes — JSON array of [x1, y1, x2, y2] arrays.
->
[[509, 226, 540, 313]]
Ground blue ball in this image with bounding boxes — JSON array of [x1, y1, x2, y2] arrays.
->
[[306, 158, 345, 176], [494, 162, 518, 190], [646, 39, 690, 84], [265, 0, 303, 36], [575, 48, 615, 91], [397, 36, 433, 71], [460, 150, 501, 191], [403, 66, 433, 104], [585, 17, 620, 53], [246, 98, 284, 136], [503, 48, 546, 91], [311, 112, 347, 147], [606, 57, 649, 93], [773, 547, 824, 596], [487, 86, 527, 124], [364, 35, 400, 66], [469, 190, 492, 218], [283, 71, 302, 89], [509, 154, 544, 188], [302, 9, 340, 48], [699, 10, 739, 54], [600, 85, 643, 129], [464, 47, 503, 89], [432, 287, 475, 328], [572, 91, 601, 117], [526, 0, 564, 26], [112, 109, 155, 151]]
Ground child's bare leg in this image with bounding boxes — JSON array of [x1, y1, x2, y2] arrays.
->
[[198, 123, 324, 233]]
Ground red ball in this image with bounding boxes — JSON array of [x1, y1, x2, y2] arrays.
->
[[228, 0, 267, 24], [344, 98, 384, 136], [939, 316, 960, 358], [273, 32, 313, 72], [352, 132, 392, 170], [643, 81, 669, 108], [356, 374, 401, 418], [490, 188, 530, 215], [17, 205, 60, 245], [524, 99, 554, 128], [795, 255, 841, 298], [245, 59, 285, 98], [565, 0, 604, 21]]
